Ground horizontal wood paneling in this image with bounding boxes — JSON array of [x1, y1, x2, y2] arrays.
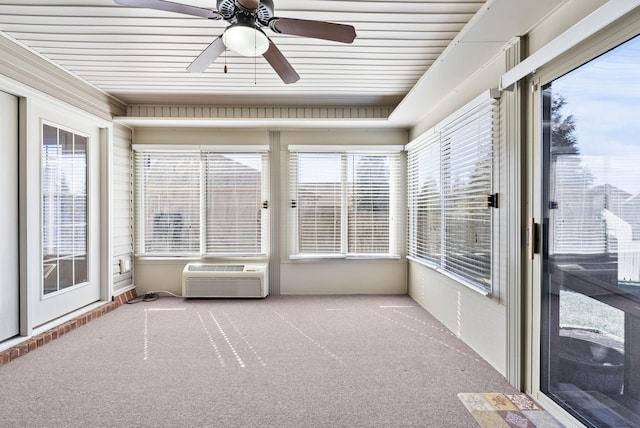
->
[[126, 105, 394, 120], [112, 123, 133, 293]]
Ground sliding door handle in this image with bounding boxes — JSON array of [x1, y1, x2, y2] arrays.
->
[[527, 218, 539, 260]]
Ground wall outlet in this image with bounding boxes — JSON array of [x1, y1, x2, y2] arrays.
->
[[119, 257, 131, 274]]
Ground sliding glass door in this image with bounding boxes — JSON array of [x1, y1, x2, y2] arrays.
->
[[540, 34, 640, 427]]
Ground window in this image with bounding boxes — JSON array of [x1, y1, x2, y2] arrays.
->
[[134, 146, 268, 257], [407, 91, 498, 292], [42, 124, 88, 294], [288, 147, 402, 258], [205, 152, 266, 255]]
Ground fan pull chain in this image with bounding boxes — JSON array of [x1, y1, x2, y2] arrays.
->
[[224, 49, 228, 74]]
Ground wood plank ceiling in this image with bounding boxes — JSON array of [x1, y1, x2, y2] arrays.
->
[[0, 0, 487, 107]]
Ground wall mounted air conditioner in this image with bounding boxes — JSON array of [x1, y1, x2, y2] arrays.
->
[[182, 263, 268, 298]]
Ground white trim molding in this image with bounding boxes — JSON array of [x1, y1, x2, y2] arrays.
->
[[500, 0, 640, 90]]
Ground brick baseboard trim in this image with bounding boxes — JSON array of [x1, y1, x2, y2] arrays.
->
[[0, 289, 138, 367]]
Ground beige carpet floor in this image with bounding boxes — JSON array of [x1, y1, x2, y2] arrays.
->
[[1, 295, 521, 427]]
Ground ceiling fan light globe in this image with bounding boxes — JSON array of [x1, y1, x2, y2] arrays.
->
[[223, 25, 269, 57]]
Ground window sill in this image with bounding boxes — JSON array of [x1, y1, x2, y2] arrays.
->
[[136, 255, 269, 264], [407, 256, 491, 297], [283, 255, 404, 264]]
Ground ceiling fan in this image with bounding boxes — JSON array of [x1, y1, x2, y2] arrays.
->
[[114, 0, 357, 84]]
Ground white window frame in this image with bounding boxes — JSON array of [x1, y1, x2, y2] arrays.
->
[[133, 145, 269, 258], [288, 145, 403, 259]]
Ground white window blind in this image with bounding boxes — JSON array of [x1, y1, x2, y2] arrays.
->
[[289, 148, 402, 258], [133, 147, 268, 257], [441, 101, 495, 286], [407, 131, 441, 264], [205, 153, 268, 256], [407, 91, 498, 292], [291, 153, 343, 255], [347, 154, 398, 255], [134, 151, 201, 256]]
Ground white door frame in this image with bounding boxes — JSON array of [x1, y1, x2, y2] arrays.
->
[[0, 90, 20, 342]]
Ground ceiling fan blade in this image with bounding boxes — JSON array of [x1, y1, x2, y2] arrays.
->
[[187, 37, 226, 72], [236, 0, 259, 11], [263, 41, 300, 84], [114, 0, 221, 20], [268, 17, 356, 44]]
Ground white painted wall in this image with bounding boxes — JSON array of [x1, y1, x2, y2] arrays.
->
[[281, 260, 407, 295], [409, 263, 506, 374], [133, 127, 272, 146], [135, 259, 186, 295], [135, 259, 407, 296]]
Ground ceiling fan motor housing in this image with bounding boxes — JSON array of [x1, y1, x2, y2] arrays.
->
[[217, 0, 274, 26]]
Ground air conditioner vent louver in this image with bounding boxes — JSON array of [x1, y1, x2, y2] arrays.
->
[[187, 264, 244, 272], [182, 263, 268, 298]]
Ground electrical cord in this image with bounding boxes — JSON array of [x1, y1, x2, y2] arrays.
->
[[126, 290, 182, 304]]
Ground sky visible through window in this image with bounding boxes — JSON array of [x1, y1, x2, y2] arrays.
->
[[553, 34, 640, 195]]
